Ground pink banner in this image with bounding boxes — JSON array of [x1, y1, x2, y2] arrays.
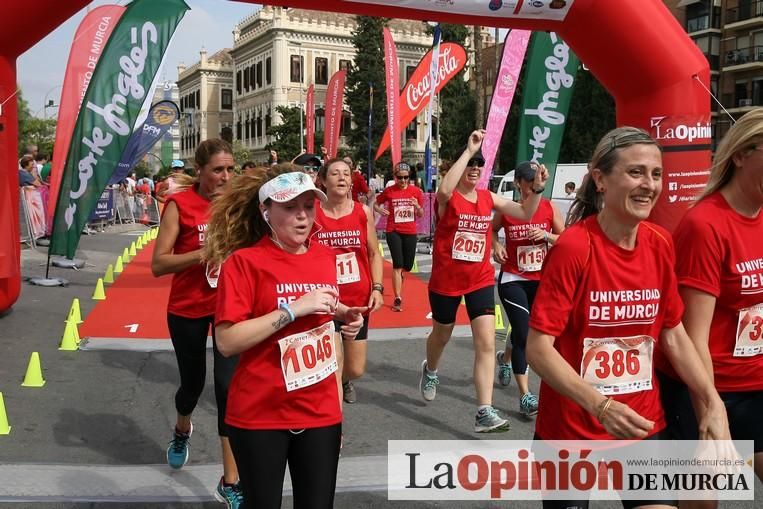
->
[[46, 5, 126, 234], [23, 188, 47, 239], [306, 84, 315, 154], [323, 70, 346, 159], [383, 27, 402, 166], [479, 29, 531, 190]]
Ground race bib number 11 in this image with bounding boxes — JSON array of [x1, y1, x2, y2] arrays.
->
[[278, 322, 337, 392]]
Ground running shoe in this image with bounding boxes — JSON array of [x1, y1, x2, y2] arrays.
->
[[166, 422, 192, 469], [392, 297, 402, 312], [215, 477, 243, 509], [496, 351, 512, 387], [419, 360, 439, 402], [474, 406, 510, 433], [519, 392, 539, 417], [343, 381, 357, 404]]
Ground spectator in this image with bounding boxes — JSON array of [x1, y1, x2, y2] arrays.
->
[[564, 181, 576, 198], [18, 155, 40, 188]]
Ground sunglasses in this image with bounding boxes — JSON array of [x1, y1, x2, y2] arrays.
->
[[395, 175, 411, 180], [303, 165, 320, 172], [467, 159, 485, 168]]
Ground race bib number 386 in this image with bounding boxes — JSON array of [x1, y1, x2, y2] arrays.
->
[[580, 335, 654, 395], [735, 304, 763, 357], [278, 322, 337, 392]]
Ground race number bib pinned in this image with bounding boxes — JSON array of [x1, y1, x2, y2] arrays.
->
[[516, 243, 547, 272], [278, 321, 337, 392], [336, 252, 361, 285], [394, 204, 415, 223], [205, 262, 220, 288], [452, 231, 486, 262], [734, 304, 763, 357], [580, 335, 654, 395]]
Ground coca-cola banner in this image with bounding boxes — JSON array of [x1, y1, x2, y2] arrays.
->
[[479, 29, 531, 189], [324, 70, 346, 159], [306, 84, 315, 154], [383, 27, 402, 166], [648, 114, 712, 232], [376, 42, 467, 159], [345, 0, 575, 21]]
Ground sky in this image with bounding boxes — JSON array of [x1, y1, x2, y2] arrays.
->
[[17, 0, 260, 118]]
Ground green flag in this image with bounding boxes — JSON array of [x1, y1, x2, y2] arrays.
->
[[50, 0, 189, 258], [515, 32, 579, 198]]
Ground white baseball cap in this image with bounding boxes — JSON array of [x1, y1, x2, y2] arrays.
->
[[258, 171, 327, 204]]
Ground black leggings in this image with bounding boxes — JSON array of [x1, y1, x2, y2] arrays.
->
[[497, 278, 538, 376], [228, 423, 342, 509], [386, 231, 417, 270], [167, 313, 238, 436]]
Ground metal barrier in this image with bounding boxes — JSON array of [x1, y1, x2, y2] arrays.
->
[[115, 189, 135, 224], [19, 189, 34, 249]]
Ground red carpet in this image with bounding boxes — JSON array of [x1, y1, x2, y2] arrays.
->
[[81, 241, 469, 344]]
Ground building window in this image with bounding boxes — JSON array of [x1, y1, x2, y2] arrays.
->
[[406, 65, 417, 83], [245, 116, 250, 139], [265, 111, 271, 132], [266, 57, 272, 84], [236, 71, 241, 94], [195, 90, 200, 109], [250, 65, 256, 90], [736, 80, 749, 107], [315, 57, 329, 85], [432, 115, 438, 140], [236, 120, 242, 140], [256, 61, 263, 88], [257, 115, 263, 139], [754, 79, 763, 106], [405, 117, 418, 142], [221, 89, 233, 110], [291, 55, 303, 83], [221, 126, 233, 144], [243, 67, 249, 91], [339, 59, 351, 72], [315, 108, 325, 133]]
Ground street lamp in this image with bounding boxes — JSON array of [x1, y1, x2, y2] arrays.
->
[[42, 85, 62, 119]]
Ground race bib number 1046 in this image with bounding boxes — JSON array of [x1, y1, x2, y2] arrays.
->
[[278, 321, 337, 392]]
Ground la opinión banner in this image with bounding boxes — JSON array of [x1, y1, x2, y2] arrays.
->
[[50, 0, 188, 259]]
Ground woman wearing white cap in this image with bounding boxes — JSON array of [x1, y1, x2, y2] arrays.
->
[[205, 164, 366, 509]]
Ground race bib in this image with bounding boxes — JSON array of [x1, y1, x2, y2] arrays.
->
[[278, 321, 337, 392], [734, 304, 763, 357], [452, 231, 486, 262], [516, 243, 547, 272], [205, 262, 220, 289], [580, 335, 654, 395], [394, 204, 415, 223], [336, 252, 361, 285]]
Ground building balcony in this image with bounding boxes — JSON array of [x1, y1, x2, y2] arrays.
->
[[723, 46, 763, 69], [720, 93, 763, 113], [725, 1, 763, 29]]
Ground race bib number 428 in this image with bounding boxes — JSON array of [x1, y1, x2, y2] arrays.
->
[[580, 335, 654, 396], [278, 321, 337, 392], [394, 205, 415, 223]]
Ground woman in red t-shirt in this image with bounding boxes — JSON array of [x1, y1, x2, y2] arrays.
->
[[373, 162, 425, 311], [663, 108, 763, 485], [314, 158, 384, 405], [525, 127, 729, 508], [150, 139, 242, 505], [492, 161, 565, 418], [205, 166, 366, 509], [419, 129, 549, 434]]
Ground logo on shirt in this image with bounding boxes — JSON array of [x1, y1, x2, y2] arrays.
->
[[588, 289, 661, 327]]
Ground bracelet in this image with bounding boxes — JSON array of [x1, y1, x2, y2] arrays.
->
[[278, 302, 296, 323], [372, 283, 384, 293], [596, 397, 614, 423], [533, 187, 544, 194], [544, 231, 549, 243]]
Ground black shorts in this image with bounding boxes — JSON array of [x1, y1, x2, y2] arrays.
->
[[333, 314, 370, 341], [428, 285, 494, 324], [659, 371, 763, 453], [386, 231, 417, 270]]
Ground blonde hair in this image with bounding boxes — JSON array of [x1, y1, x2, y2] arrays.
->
[[699, 108, 763, 201], [203, 163, 300, 264], [567, 126, 660, 226]]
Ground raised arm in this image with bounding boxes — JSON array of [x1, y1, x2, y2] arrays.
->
[[437, 129, 484, 205]]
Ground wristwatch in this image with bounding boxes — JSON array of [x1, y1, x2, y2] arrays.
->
[[533, 186, 544, 194]]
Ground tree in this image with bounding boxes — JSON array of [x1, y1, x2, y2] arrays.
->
[[559, 68, 615, 163], [17, 89, 56, 157], [265, 105, 303, 162], [232, 140, 251, 167], [434, 24, 477, 162], [346, 16, 392, 177]]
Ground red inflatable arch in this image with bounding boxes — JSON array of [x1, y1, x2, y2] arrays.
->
[[0, 0, 710, 312]]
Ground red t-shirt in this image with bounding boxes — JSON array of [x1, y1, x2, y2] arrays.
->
[[499, 198, 554, 281], [351, 171, 370, 202], [375, 184, 424, 235], [216, 237, 342, 430], [429, 190, 495, 296], [669, 192, 763, 392], [164, 185, 216, 318], [530, 216, 683, 441], [313, 201, 372, 310]]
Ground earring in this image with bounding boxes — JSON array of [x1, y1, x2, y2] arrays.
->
[[263, 210, 270, 221]]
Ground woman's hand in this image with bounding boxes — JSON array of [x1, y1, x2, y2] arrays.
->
[[467, 129, 486, 154], [533, 164, 550, 192], [598, 399, 655, 439], [527, 228, 547, 243], [290, 287, 340, 317], [339, 306, 368, 340], [697, 395, 731, 441], [493, 243, 508, 264], [367, 290, 384, 312]]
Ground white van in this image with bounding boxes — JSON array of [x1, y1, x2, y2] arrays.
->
[[496, 163, 588, 221]]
